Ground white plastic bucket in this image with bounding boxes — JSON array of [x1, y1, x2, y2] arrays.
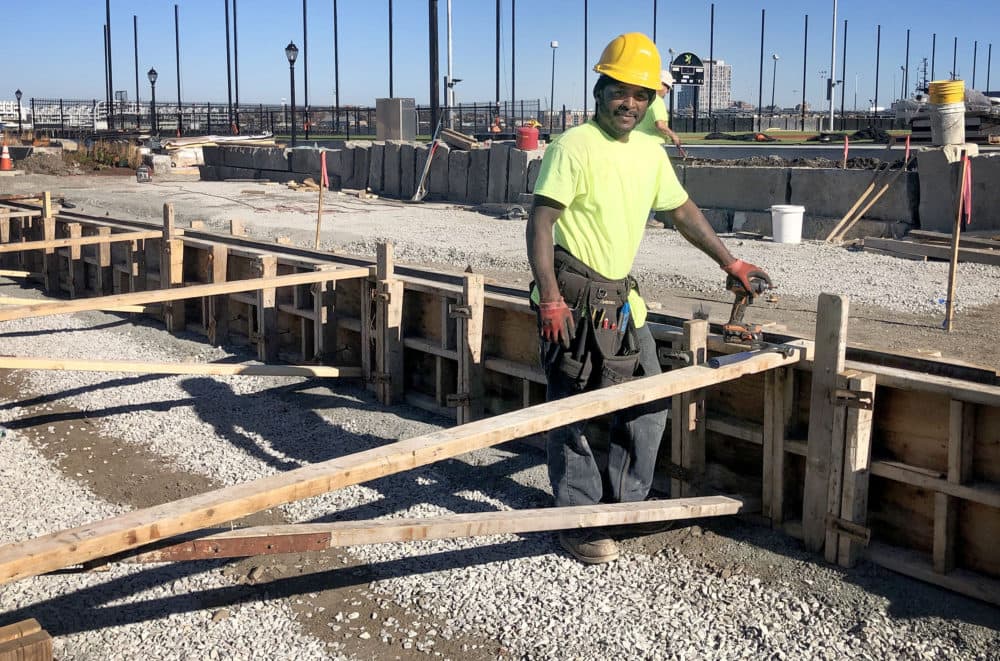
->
[[930, 102, 965, 146], [769, 205, 805, 244]]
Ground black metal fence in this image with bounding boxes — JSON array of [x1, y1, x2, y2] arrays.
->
[[19, 97, 905, 140], [22, 98, 545, 139]]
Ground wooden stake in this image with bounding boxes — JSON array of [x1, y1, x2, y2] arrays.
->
[[375, 244, 405, 405], [944, 150, 969, 332], [0, 355, 361, 378], [802, 293, 849, 553], [455, 272, 485, 423], [0, 349, 799, 584], [0, 266, 371, 322], [314, 151, 326, 249], [836, 372, 876, 567], [127, 496, 744, 563], [675, 319, 708, 497]]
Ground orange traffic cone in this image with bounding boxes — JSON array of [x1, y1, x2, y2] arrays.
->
[[0, 144, 12, 171]]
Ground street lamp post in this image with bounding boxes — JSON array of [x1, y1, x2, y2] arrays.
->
[[147, 68, 158, 133], [549, 40, 558, 133], [285, 41, 299, 147], [770, 54, 779, 116], [14, 89, 22, 137]]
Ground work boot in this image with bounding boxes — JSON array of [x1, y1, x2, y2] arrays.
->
[[558, 529, 620, 564]]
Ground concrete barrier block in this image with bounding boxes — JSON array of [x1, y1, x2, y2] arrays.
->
[[353, 144, 371, 191], [252, 147, 290, 171], [337, 147, 355, 188], [288, 148, 322, 177], [400, 143, 416, 199], [916, 146, 973, 232], [527, 157, 543, 192], [685, 166, 788, 210], [726, 211, 772, 235], [428, 143, 451, 199], [468, 148, 490, 204], [487, 143, 510, 202], [222, 146, 257, 169], [448, 150, 470, 202], [968, 153, 1000, 231], [320, 149, 342, 188], [198, 165, 220, 180], [506, 148, 528, 202], [216, 166, 259, 180], [367, 143, 384, 193], [789, 168, 916, 223], [258, 169, 301, 184], [202, 146, 225, 166], [383, 142, 402, 198]]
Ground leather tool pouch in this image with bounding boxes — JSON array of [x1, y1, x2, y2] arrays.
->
[[535, 247, 642, 392]]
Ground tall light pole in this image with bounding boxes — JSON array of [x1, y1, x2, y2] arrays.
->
[[770, 54, 779, 115], [827, 0, 838, 132], [285, 41, 298, 147], [549, 40, 558, 132], [14, 89, 22, 137], [147, 68, 158, 133]]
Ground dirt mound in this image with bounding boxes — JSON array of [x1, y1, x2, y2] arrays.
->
[[19, 152, 79, 176]]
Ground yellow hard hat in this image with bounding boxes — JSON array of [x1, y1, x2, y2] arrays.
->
[[593, 32, 661, 89]]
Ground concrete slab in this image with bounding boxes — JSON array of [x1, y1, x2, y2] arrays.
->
[[252, 147, 290, 172], [202, 146, 225, 166], [367, 143, 384, 193], [527, 158, 542, 193], [448, 150, 470, 202], [400, 143, 416, 200], [468, 148, 489, 204], [383, 142, 401, 198], [789, 168, 916, 223], [506, 148, 528, 202], [428, 143, 451, 200], [353, 144, 371, 191], [216, 166, 259, 180], [685, 166, 788, 210], [487, 143, 510, 203], [338, 147, 355, 188], [222, 147, 257, 169]]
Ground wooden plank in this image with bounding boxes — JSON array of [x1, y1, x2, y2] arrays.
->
[[867, 541, 1000, 607], [0, 296, 148, 313], [835, 372, 876, 567], [870, 460, 1000, 508], [41, 216, 57, 293], [0, 230, 163, 254], [864, 237, 1000, 267], [678, 320, 708, 497], [0, 348, 800, 584], [256, 255, 279, 362], [908, 229, 1000, 251], [456, 273, 485, 424], [770, 367, 794, 526], [803, 294, 849, 552], [0, 356, 361, 378], [375, 244, 404, 404], [207, 244, 229, 345], [127, 496, 745, 563], [934, 400, 977, 573], [0, 270, 38, 279], [0, 266, 371, 322], [824, 369, 861, 563], [0, 630, 52, 661], [843, 360, 1000, 407], [0, 620, 40, 644]]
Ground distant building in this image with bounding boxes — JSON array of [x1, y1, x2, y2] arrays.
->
[[675, 59, 732, 115]]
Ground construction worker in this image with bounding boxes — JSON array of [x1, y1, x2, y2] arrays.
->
[[526, 32, 770, 565], [636, 69, 683, 150]]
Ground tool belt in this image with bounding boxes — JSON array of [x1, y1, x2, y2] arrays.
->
[[534, 247, 643, 393]]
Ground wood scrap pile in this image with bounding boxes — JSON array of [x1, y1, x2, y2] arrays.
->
[[862, 230, 1000, 265], [287, 177, 322, 191]]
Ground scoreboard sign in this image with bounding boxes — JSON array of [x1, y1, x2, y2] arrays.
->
[[670, 52, 705, 86]]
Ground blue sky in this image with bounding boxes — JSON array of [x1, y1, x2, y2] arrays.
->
[[2, 1, 996, 110]]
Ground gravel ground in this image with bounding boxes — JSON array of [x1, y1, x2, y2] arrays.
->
[[1, 172, 999, 658]]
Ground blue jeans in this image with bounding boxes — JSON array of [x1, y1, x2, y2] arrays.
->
[[542, 323, 669, 507]]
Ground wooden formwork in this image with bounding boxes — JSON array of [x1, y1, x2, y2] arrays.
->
[[0, 194, 998, 606]]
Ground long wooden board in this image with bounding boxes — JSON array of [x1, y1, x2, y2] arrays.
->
[[0, 356, 361, 379], [0, 296, 149, 314], [863, 237, 1000, 266], [0, 230, 165, 254], [0, 266, 371, 322], [0, 349, 800, 584], [128, 496, 744, 562]]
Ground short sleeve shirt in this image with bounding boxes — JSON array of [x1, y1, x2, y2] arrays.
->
[[532, 120, 688, 326], [635, 94, 670, 140]]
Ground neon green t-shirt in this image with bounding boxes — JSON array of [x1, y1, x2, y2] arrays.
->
[[532, 119, 688, 327], [635, 95, 669, 141]]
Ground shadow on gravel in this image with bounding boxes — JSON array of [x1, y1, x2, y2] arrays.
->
[[697, 517, 1000, 631], [0, 318, 132, 339], [1, 541, 543, 637], [0, 374, 169, 413]]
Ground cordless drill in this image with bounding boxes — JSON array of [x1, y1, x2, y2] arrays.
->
[[722, 274, 772, 345]]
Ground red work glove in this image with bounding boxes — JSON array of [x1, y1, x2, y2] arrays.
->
[[722, 259, 772, 294], [538, 298, 576, 348]]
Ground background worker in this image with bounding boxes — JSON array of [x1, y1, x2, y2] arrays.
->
[[526, 32, 769, 565], [635, 70, 683, 151]]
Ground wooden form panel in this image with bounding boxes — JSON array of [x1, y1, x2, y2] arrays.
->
[[871, 387, 950, 474], [973, 405, 1000, 483], [867, 476, 935, 554]]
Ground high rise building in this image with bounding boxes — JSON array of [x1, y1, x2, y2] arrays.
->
[[676, 59, 732, 114]]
